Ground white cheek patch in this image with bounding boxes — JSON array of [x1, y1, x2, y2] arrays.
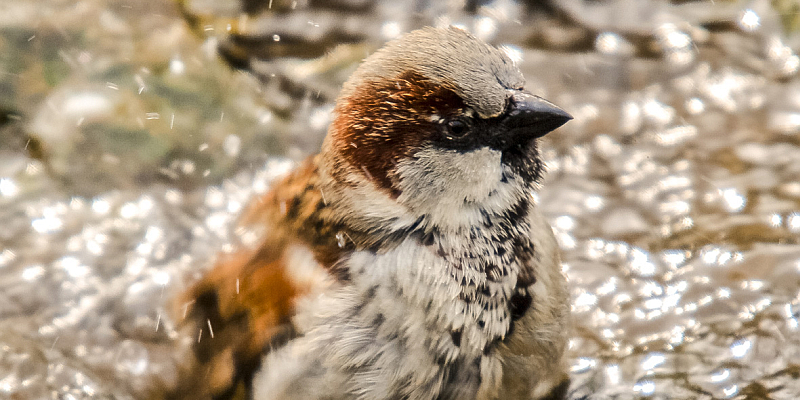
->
[[394, 146, 523, 229]]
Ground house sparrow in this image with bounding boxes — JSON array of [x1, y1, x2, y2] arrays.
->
[[178, 26, 572, 400]]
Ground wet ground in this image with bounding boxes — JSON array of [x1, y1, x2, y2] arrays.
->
[[1, 0, 799, 398]]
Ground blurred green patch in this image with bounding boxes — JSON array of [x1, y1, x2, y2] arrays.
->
[[773, 0, 800, 33]]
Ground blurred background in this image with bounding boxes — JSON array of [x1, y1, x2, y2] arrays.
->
[[1, 0, 799, 398]]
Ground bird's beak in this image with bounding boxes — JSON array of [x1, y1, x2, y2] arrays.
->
[[498, 92, 572, 148]]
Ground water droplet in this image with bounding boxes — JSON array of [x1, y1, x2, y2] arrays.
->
[[738, 9, 760, 32], [336, 232, 346, 248]]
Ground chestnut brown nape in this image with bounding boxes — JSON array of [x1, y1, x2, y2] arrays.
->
[[332, 71, 466, 197]]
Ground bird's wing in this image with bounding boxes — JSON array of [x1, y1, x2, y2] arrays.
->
[[172, 157, 343, 400]]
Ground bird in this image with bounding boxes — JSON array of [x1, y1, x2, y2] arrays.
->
[[176, 26, 573, 400]]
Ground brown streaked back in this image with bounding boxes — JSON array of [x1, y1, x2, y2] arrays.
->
[[172, 158, 346, 400]]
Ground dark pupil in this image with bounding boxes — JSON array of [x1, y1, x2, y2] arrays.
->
[[447, 119, 467, 136]]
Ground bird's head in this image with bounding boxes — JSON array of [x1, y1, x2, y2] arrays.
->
[[321, 27, 571, 230]]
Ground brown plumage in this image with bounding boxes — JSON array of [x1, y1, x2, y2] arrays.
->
[[332, 70, 467, 196], [175, 158, 347, 399]]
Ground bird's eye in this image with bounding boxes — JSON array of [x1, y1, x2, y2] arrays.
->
[[445, 118, 470, 138]]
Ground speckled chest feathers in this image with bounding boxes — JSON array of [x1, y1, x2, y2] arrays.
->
[[325, 196, 544, 400]]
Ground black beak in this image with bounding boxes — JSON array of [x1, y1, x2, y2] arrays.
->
[[496, 92, 572, 148]]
